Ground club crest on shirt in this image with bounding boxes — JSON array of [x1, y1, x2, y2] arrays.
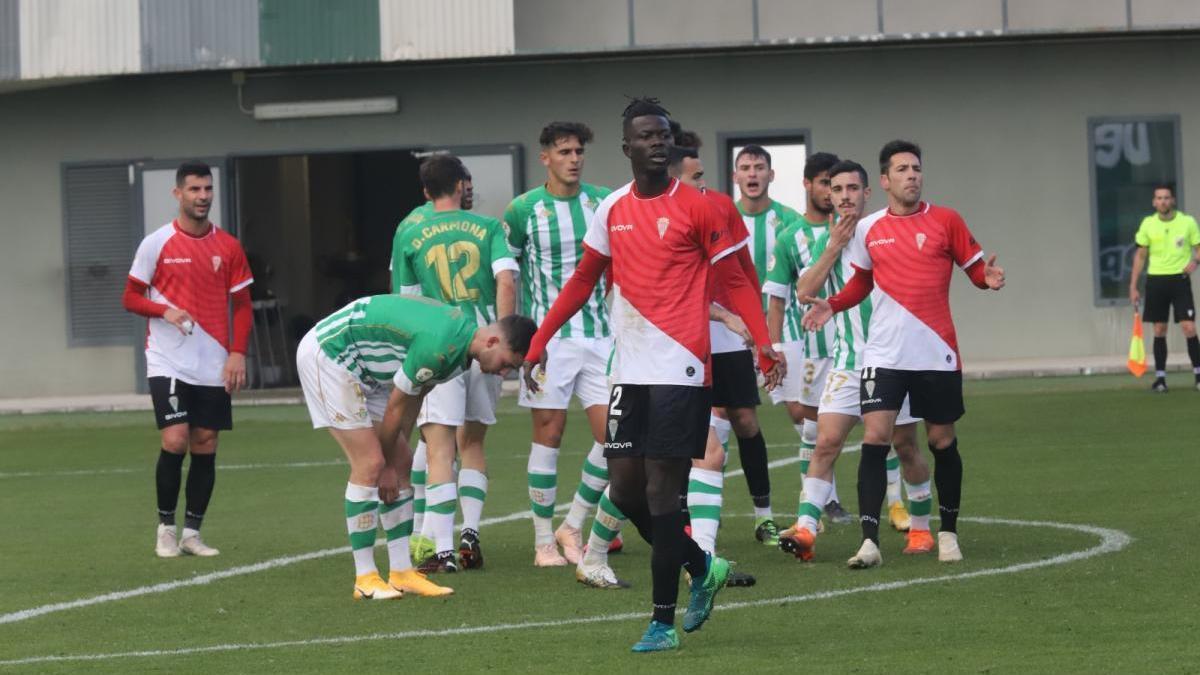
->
[[915, 233, 927, 251], [415, 367, 434, 383], [767, 253, 776, 271], [657, 217, 670, 238], [582, 194, 596, 210], [212, 256, 222, 271], [1177, 237, 1186, 248]]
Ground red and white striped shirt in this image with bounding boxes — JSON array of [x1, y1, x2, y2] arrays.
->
[[583, 179, 737, 386], [844, 202, 983, 371], [129, 221, 253, 386]]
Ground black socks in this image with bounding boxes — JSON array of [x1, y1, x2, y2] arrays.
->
[[932, 439, 963, 534], [737, 431, 771, 509], [156, 450, 185, 525], [857, 443, 890, 544], [184, 453, 216, 530]]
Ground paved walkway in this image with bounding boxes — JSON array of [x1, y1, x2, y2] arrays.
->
[[0, 353, 1165, 416]]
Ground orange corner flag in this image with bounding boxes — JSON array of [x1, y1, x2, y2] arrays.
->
[[1128, 309, 1146, 377]]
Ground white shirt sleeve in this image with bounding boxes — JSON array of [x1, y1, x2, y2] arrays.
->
[[128, 227, 169, 284], [583, 189, 622, 257], [844, 218, 873, 271]]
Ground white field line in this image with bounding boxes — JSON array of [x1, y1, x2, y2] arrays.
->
[[0, 452, 819, 627], [0, 515, 1132, 667]]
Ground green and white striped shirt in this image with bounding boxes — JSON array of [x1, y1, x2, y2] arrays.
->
[[737, 199, 803, 310], [504, 184, 612, 339], [762, 216, 838, 359], [819, 230, 874, 371], [314, 295, 475, 393]]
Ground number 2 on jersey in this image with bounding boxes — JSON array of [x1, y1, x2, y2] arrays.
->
[[424, 242, 481, 302]]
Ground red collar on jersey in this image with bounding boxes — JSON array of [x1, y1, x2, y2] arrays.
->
[[173, 219, 215, 239]]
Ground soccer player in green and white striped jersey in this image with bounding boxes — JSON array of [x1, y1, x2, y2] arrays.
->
[[723, 145, 806, 544], [774, 160, 933, 568], [760, 151, 854, 524], [504, 122, 618, 568], [393, 155, 518, 573], [296, 294, 534, 598]]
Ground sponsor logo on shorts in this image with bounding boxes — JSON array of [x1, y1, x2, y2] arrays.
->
[[862, 397, 883, 405], [604, 441, 633, 450], [164, 394, 186, 421], [864, 380, 876, 398]]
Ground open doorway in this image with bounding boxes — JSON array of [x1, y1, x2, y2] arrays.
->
[[232, 145, 523, 388]]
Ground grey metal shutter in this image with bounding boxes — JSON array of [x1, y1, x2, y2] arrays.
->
[[63, 164, 138, 346]]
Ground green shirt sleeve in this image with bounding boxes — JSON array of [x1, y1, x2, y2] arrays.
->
[[488, 219, 516, 270], [763, 231, 798, 298], [396, 239, 419, 290], [503, 198, 527, 257]]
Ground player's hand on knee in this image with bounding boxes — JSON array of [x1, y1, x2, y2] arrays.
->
[[522, 352, 547, 393], [377, 465, 400, 504]]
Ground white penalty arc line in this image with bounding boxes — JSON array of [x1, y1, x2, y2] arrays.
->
[[0, 447, 842, 627], [0, 516, 1132, 667]]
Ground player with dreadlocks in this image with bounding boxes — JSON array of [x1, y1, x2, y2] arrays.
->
[[522, 97, 783, 652]]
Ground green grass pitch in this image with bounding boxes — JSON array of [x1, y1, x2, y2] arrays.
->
[[0, 373, 1196, 673]]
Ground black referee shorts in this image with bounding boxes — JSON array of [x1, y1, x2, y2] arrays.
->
[[1144, 274, 1196, 324], [604, 383, 711, 460]]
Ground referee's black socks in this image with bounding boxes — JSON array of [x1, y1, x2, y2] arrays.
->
[[1187, 335, 1200, 372], [1154, 336, 1168, 376], [856, 443, 890, 544], [156, 449, 185, 526], [932, 439, 963, 534], [736, 430, 771, 509]]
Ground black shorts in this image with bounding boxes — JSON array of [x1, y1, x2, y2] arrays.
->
[[860, 367, 964, 425], [604, 384, 711, 460], [1144, 274, 1196, 324], [710, 350, 760, 408], [149, 376, 233, 430]]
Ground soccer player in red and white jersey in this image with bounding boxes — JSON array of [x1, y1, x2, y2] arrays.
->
[[122, 161, 253, 559], [522, 99, 782, 652], [803, 140, 1005, 565]]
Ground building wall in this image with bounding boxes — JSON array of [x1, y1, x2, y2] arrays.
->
[[0, 36, 1197, 396]]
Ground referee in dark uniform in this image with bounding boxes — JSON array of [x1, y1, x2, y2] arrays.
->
[[1128, 183, 1200, 392]]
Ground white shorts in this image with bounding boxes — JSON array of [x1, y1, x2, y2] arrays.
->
[[819, 368, 920, 425], [770, 344, 832, 407], [518, 336, 612, 410], [418, 360, 502, 427], [297, 330, 389, 430]]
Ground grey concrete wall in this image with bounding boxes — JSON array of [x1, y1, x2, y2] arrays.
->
[[2, 37, 1199, 396], [883, 0, 1003, 34], [514, 0, 629, 53]]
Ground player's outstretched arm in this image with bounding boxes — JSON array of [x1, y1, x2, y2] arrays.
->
[[377, 387, 427, 504], [521, 245, 610, 392], [807, 265, 874, 327], [964, 255, 1005, 290]]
